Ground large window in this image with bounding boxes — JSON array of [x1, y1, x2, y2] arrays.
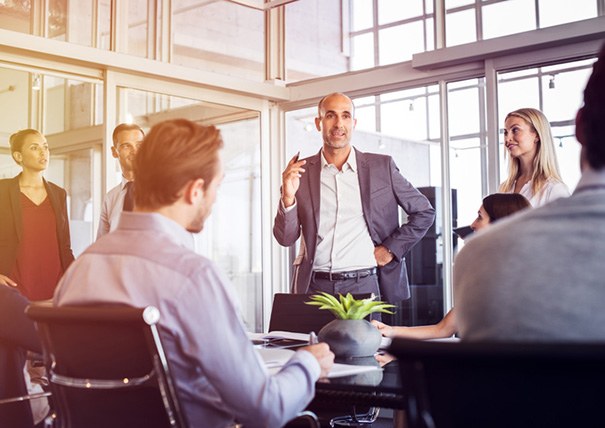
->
[[116, 87, 263, 332], [497, 58, 596, 192], [349, 0, 434, 70], [286, 0, 435, 81], [1, 0, 603, 334], [446, 0, 599, 47], [285, 89, 444, 326], [285, 0, 349, 81], [447, 78, 486, 228], [0, 66, 103, 257], [172, 1, 265, 81]]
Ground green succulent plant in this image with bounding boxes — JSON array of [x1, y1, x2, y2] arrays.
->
[[305, 292, 396, 320]]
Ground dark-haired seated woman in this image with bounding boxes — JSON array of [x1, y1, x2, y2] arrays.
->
[[372, 193, 531, 342]]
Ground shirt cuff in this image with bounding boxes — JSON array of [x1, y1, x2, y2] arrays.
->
[[289, 349, 321, 380], [280, 198, 297, 213]]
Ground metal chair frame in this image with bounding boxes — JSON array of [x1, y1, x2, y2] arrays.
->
[[26, 305, 188, 428]]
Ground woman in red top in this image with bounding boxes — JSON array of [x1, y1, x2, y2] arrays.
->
[[0, 129, 74, 301]]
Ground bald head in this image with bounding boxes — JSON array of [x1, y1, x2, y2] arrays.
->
[[317, 93, 355, 118]]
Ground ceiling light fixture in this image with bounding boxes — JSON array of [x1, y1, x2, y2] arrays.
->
[[32, 74, 41, 91], [548, 75, 555, 90]]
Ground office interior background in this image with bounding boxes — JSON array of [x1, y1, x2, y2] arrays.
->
[[0, 0, 603, 332]]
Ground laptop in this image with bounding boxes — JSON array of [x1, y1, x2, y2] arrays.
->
[[268, 293, 337, 334]]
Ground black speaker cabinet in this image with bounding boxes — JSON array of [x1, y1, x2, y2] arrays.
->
[[394, 187, 457, 326]]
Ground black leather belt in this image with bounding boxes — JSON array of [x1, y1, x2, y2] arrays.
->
[[313, 268, 377, 281]]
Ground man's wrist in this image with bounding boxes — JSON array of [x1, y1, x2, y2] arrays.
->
[[282, 196, 295, 208], [385, 246, 395, 260]]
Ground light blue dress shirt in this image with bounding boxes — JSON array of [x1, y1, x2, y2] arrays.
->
[[54, 212, 320, 428]]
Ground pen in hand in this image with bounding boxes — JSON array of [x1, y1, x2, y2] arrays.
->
[[309, 331, 318, 345]]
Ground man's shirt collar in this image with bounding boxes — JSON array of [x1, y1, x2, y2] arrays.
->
[[320, 147, 357, 172]]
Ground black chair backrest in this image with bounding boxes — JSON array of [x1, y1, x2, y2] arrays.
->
[[389, 338, 605, 428], [26, 305, 188, 428]]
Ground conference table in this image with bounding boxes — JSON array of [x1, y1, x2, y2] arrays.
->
[[254, 329, 408, 427], [315, 358, 403, 408]]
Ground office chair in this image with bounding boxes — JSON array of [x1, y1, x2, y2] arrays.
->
[[26, 305, 188, 428], [389, 338, 605, 428], [269, 293, 378, 427], [0, 340, 53, 428], [283, 410, 321, 428]]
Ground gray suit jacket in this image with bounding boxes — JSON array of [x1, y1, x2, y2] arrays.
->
[[273, 148, 435, 303]]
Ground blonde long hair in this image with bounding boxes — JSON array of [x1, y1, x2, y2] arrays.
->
[[499, 108, 563, 197]]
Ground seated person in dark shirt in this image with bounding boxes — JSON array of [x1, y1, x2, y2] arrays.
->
[[0, 285, 49, 427]]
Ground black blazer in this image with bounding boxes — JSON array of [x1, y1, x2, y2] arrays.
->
[[0, 175, 75, 278]]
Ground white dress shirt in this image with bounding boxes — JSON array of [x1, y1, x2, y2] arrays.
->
[[313, 149, 376, 272], [96, 178, 130, 239], [514, 178, 570, 207]]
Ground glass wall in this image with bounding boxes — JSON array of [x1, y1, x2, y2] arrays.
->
[[0, 0, 97, 45], [1, 1, 602, 332], [0, 0, 32, 34], [171, 1, 265, 81], [285, 0, 349, 81], [0, 65, 103, 257], [446, 0, 599, 47], [447, 78, 486, 228], [284, 88, 444, 326], [349, 0, 434, 70], [116, 87, 263, 332], [285, 0, 435, 81]]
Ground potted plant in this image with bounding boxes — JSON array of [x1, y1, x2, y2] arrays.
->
[[306, 292, 395, 359]]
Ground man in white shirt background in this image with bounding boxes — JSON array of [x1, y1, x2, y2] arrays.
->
[[97, 123, 144, 238]]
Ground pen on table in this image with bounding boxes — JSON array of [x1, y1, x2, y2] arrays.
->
[[309, 331, 318, 345]]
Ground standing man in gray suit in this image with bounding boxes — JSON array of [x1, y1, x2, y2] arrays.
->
[[273, 92, 435, 305]]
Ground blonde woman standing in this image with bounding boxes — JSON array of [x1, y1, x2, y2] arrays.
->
[[500, 107, 570, 206]]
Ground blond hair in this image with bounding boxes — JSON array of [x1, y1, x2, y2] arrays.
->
[[499, 108, 563, 197]]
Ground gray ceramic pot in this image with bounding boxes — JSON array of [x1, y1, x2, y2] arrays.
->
[[317, 319, 382, 358]]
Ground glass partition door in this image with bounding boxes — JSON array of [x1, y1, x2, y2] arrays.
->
[[0, 65, 103, 257], [117, 87, 263, 332]]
